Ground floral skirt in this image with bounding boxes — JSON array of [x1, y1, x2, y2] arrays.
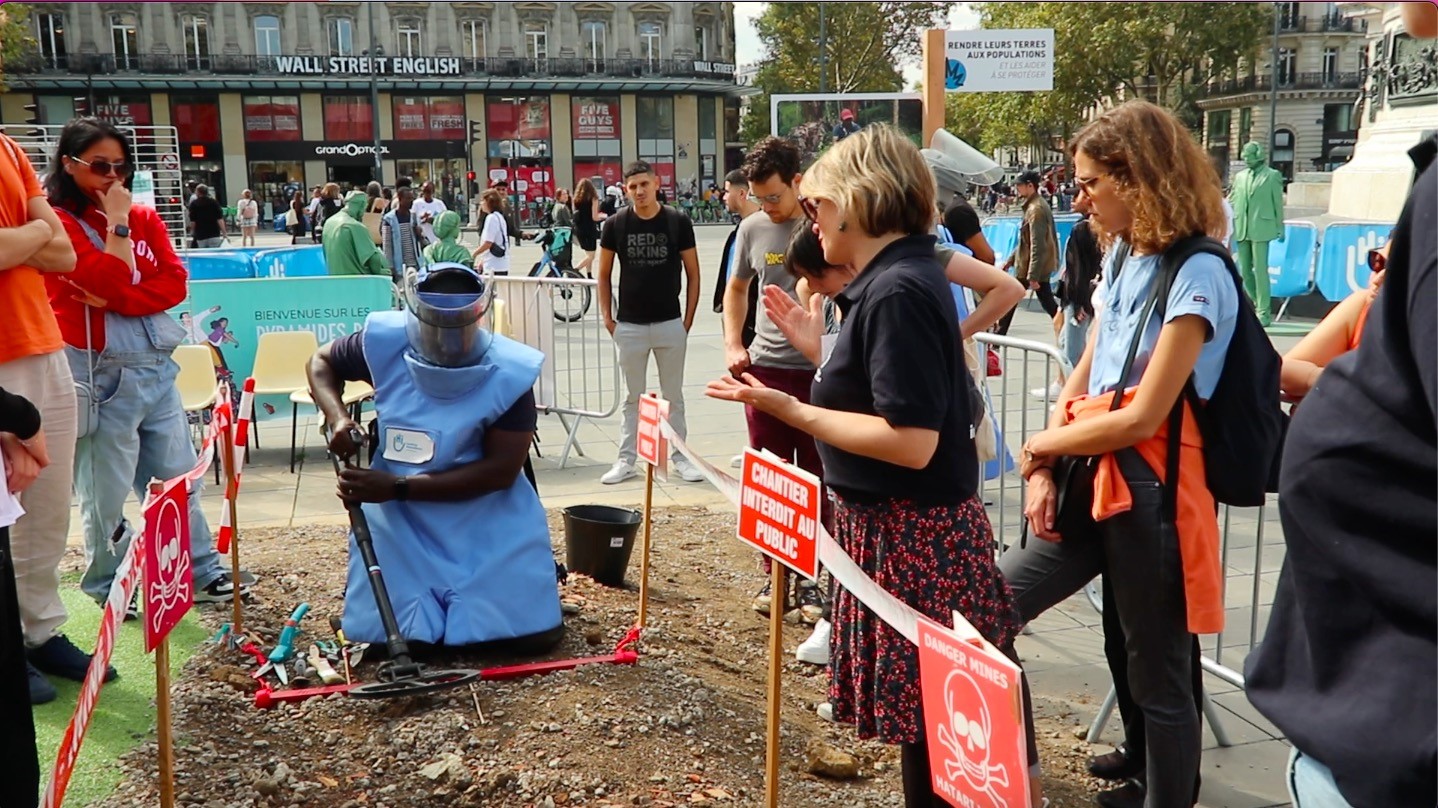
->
[[828, 493, 1022, 744]]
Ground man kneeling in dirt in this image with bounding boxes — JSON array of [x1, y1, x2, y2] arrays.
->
[[306, 262, 564, 652]]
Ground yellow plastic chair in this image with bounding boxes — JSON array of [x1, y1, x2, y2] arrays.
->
[[290, 380, 376, 466], [173, 344, 220, 483], [250, 330, 321, 472]]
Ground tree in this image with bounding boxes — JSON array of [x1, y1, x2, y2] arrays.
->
[[739, 2, 947, 144], [947, 3, 1270, 162], [0, 4, 34, 92]]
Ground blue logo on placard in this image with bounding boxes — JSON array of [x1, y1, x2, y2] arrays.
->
[[945, 59, 968, 90]]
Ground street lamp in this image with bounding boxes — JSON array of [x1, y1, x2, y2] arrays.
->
[[364, 1, 384, 184]]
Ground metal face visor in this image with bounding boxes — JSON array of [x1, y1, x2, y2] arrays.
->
[[403, 263, 494, 367]]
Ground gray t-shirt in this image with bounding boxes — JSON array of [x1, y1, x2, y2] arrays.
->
[[731, 213, 812, 368]]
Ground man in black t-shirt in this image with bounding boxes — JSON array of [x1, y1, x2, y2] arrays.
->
[[596, 161, 703, 485], [187, 184, 226, 248]]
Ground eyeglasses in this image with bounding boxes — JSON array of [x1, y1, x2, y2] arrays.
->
[[797, 195, 820, 222], [70, 155, 134, 178], [1367, 248, 1387, 274], [1074, 173, 1108, 194], [747, 191, 789, 206]]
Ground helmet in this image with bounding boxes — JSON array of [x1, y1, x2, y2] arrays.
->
[[403, 263, 494, 367], [921, 148, 970, 201]]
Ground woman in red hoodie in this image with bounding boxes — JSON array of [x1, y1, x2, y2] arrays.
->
[[44, 118, 249, 616]]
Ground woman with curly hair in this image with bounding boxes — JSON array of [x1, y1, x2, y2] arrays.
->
[[1000, 100, 1237, 808]]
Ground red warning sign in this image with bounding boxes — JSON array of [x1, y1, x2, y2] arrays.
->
[[143, 478, 194, 652], [636, 392, 669, 477], [736, 449, 820, 580], [916, 615, 1029, 808]]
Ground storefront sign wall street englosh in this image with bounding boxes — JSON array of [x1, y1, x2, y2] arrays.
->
[[275, 55, 462, 76], [943, 29, 1054, 93]]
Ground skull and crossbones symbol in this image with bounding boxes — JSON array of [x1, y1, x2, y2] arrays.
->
[[147, 495, 192, 632], [936, 668, 1010, 808]]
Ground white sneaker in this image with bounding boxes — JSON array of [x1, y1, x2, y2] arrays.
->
[[1029, 381, 1063, 400], [816, 702, 834, 722], [730, 453, 744, 468], [796, 619, 831, 665], [600, 461, 637, 485], [672, 456, 704, 483]]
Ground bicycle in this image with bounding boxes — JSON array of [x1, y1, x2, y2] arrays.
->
[[527, 226, 591, 323]]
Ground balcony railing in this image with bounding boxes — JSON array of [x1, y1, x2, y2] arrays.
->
[[6, 51, 738, 83], [1199, 71, 1363, 97], [1277, 13, 1367, 34]]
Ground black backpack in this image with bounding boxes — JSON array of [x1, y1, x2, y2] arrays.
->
[[1118, 234, 1286, 509]]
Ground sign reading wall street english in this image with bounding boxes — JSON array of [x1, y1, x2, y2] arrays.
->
[[275, 55, 462, 76], [943, 29, 1054, 93], [737, 449, 820, 580]]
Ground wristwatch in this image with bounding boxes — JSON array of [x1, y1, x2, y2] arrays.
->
[[393, 476, 410, 501], [108, 224, 131, 239]]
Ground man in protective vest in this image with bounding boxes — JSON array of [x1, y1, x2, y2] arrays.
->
[[305, 263, 563, 651]]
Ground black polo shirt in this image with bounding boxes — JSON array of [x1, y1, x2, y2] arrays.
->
[[810, 234, 977, 506]]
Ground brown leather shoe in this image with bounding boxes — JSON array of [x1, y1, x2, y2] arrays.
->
[[1087, 744, 1144, 781], [1095, 779, 1145, 808]]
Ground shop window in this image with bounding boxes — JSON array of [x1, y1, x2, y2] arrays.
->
[[35, 12, 67, 70], [249, 162, 306, 221], [254, 15, 282, 58], [243, 95, 301, 141], [486, 95, 552, 159], [636, 96, 675, 197], [171, 95, 221, 143], [324, 95, 374, 142], [393, 96, 465, 141]]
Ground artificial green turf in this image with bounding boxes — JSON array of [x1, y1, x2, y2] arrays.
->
[[1264, 320, 1318, 337], [32, 579, 208, 807]]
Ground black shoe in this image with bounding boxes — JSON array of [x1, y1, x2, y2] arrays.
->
[[1088, 743, 1143, 781], [1095, 779, 1145, 808], [195, 573, 251, 604], [26, 661, 56, 704], [795, 581, 826, 625], [28, 634, 118, 684]]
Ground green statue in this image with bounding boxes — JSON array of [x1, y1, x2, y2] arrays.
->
[[322, 190, 391, 277], [421, 210, 474, 268], [1228, 141, 1284, 326]]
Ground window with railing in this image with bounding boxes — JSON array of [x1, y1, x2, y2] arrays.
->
[[183, 16, 210, 70], [581, 21, 607, 71], [1277, 48, 1297, 85], [461, 20, 487, 61], [1206, 109, 1231, 148], [254, 15, 281, 58], [111, 13, 139, 70], [328, 18, 354, 57], [34, 12, 66, 70], [525, 24, 548, 63], [694, 25, 708, 60], [1322, 47, 1339, 82], [396, 21, 422, 58], [1239, 107, 1253, 145], [639, 22, 662, 69], [1278, 2, 1301, 30]]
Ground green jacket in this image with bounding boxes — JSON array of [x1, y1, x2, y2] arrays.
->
[[423, 239, 475, 268], [322, 212, 390, 277], [1229, 165, 1285, 243], [1014, 193, 1058, 284]]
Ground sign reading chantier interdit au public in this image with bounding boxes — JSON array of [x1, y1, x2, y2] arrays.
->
[[943, 29, 1055, 93]]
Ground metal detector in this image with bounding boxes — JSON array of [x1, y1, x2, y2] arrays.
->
[[326, 425, 480, 699]]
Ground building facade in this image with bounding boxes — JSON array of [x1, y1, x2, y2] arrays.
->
[[1196, 1, 1368, 183], [1, 1, 742, 222]]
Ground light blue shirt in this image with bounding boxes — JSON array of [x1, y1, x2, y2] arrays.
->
[[1087, 241, 1238, 400]]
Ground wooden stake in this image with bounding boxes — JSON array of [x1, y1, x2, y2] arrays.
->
[[221, 420, 243, 636], [922, 28, 947, 146], [636, 462, 655, 629], [764, 563, 785, 808], [148, 479, 176, 808]]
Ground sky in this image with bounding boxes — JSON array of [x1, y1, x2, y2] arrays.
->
[[732, 2, 982, 88]]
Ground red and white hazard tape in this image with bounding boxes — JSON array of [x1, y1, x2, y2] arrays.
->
[[216, 379, 254, 554]]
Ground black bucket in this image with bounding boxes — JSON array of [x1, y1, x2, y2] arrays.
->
[[562, 505, 642, 587]]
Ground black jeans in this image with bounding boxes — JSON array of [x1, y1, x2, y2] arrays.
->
[[998, 449, 1201, 808], [0, 526, 39, 808], [997, 282, 1060, 335]]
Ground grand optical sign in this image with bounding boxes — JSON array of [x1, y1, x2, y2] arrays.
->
[[943, 29, 1054, 93], [315, 143, 391, 156], [276, 55, 462, 77]]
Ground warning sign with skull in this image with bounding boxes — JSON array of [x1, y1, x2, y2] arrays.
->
[[142, 478, 194, 652], [916, 615, 1029, 808]]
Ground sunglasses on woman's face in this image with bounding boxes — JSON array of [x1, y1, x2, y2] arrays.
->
[[1367, 249, 1387, 274], [70, 155, 134, 178], [798, 195, 820, 222]]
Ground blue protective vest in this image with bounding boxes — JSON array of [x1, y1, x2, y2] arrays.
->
[[340, 311, 562, 646]]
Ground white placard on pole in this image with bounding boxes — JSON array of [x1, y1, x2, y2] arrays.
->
[[942, 29, 1055, 93]]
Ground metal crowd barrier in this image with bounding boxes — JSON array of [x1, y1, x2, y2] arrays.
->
[[972, 333, 1281, 748], [490, 275, 619, 467]]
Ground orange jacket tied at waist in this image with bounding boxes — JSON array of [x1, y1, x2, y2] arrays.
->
[[1063, 389, 1224, 634]]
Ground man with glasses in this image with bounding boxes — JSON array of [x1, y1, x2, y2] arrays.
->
[[998, 169, 1059, 335], [720, 137, 826, 624]]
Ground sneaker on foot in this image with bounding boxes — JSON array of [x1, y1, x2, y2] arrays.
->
[[195, 573, 252, 604], [796, 618, 831, 665], [672, 456, 703, 483], [600, 461, 637, 485], [1029, 381, 1064, 400], [795, 580, 826, 625], [752, 581, 772, 615], [730, 453, 744, 469], [124, 590, 139, 622], [27, 661, 56, 704], [816, 702, 834, 722], [28, 634, 118, 683]]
